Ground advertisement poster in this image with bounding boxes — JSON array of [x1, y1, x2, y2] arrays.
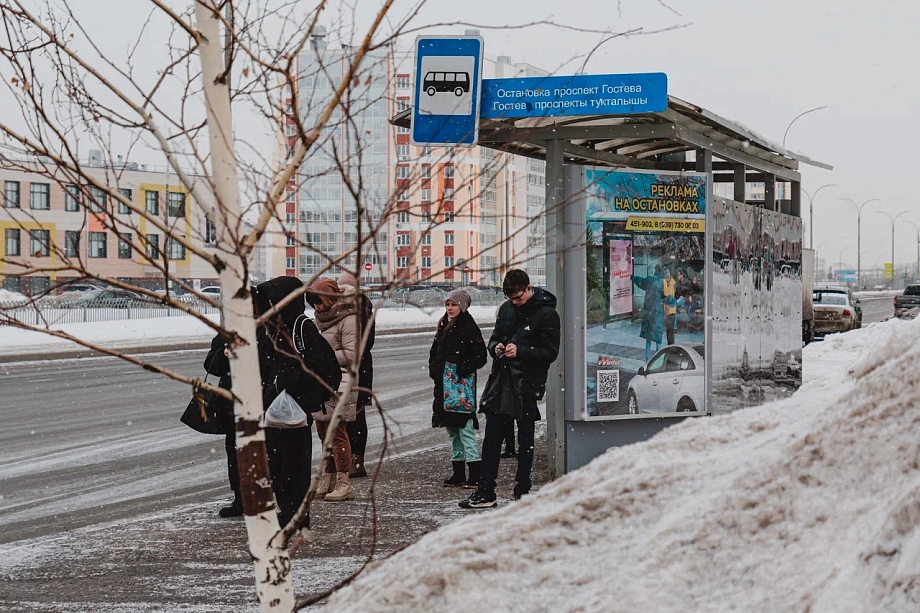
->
[[585, 169, 708, 420]]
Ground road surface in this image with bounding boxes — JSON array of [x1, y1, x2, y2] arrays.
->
[[0, 333, 445, 544], [859, 294, 894, 325]]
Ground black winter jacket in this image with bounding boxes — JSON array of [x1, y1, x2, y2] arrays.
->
[[487, 287, 560, 400], [429, 310, 488, 429], [356, 294, 376, 410]]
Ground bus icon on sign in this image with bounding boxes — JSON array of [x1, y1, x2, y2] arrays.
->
[[424, 71, 470, 97]]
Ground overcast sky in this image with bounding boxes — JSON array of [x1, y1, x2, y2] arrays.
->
[[10, 0, 917, 274]]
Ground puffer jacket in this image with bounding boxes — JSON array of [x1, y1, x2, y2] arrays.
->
[[313, 298, 359, 422], [429, 310, 488, 429], [487, 287, 560, 401]]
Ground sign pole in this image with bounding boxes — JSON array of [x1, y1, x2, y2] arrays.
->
[[544, 139, 566, 480]]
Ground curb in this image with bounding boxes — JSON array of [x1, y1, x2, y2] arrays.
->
[[0, 322, 494, 364]]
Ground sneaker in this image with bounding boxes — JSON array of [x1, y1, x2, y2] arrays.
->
[[459, 491, 497, 509]]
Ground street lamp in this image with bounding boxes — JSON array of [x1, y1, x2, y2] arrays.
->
[[904, 221, 920, 284], [838, 246, 848, 281], [816, 241, 829, 280], [876, 210, 910, 289], [783, 105, 829, 148], [840, 197, 881, 290], [802, 184, 835, 249]]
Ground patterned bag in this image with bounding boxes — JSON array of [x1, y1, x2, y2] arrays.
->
[[443, 362, 476, 414]]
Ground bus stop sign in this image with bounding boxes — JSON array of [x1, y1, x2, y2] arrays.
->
[[411, 35, 484, 146]]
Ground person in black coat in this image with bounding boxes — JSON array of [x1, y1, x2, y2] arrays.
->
[[202, 334, 241, 518], [429, 290, 488, 489], [460, 269, 560, 509], [209, 276, 325, 528]]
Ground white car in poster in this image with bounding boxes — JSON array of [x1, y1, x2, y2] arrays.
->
[[627, 344, 705, 414]]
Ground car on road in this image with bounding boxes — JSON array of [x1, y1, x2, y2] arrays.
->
[[814, 283, 862, 328], [68, 288, 143, 308], [627, 344, 705, 415], [894, 285, 920, 317], [813, 290, 858, 336]]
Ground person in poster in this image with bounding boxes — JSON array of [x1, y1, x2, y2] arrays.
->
[[632, 265, 665, 360]]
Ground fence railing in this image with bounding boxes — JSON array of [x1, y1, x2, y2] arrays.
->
[[0, 291, 505, 327]]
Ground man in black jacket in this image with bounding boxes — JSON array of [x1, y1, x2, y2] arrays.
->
[[460, 269, 560, 509]]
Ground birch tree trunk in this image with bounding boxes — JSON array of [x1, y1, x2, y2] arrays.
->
[[194, 2, 294, 610]]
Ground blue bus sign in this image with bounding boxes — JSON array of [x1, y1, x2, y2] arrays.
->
[[412, 36, 484, 146], [480, 72, 667, 120]]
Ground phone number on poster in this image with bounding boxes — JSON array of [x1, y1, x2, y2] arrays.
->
[[625, 217, 705, 233]]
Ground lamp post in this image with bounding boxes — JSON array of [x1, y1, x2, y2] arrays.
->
[[838, 246, 848, 282], [840, 197, 881, 290], [905, 221, 920, 284], [783, 105, 829, 148], [802, 184, 835, 249], [816, 240, 829, 281], [876, 210, 910, 290]]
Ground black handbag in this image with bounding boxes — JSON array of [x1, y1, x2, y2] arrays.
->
[[180, 375, 234, 435], [479, 358, 524, 419]]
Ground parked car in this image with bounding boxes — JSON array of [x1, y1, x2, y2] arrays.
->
[[814, 283, 862, 328], [894, 285, 920, 317], [812, 290, 858, 337], [200, 286, 221, 300], [55, 283, 99, 295], [69, 289, 141, 308], [627, 344, 706, 415]]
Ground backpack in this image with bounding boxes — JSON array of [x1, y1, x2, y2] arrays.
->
[[293, 314, 342, 402]]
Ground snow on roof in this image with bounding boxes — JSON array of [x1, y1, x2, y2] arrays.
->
[[325, 317, 920, 613]]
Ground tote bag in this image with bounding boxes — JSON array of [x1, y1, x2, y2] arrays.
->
[[443, 362, 476, 414]]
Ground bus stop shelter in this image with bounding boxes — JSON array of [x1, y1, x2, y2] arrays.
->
[[392, 94, 832, 479]]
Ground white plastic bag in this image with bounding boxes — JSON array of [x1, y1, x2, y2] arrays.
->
[[264, 390, 308, 429]]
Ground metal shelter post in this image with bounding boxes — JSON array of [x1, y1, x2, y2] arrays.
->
[[544, 139, 566, 480]]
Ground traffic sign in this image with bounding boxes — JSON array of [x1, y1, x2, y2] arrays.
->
[[364, 262, 373, 272], [884, 262, 894, 280], [411, 35, 484, 146], [480, 72, 667, 120]]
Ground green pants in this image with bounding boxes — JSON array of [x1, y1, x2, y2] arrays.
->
[[445, 420, 479, 462]]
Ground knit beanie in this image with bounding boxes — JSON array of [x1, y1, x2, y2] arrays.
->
[[446, 289, 471, 312], [337, 270, 357, 289]]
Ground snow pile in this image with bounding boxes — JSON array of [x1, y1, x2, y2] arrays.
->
[[0, 289, 27, 303], [325, 318, 920, 613]]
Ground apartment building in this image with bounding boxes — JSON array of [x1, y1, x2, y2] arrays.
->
[[286, 30, 548, 288], [1, 155, 218, 294]]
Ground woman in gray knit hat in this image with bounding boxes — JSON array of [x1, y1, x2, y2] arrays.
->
[[428, 290, 488, 488]]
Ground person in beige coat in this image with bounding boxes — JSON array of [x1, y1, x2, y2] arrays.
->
[[306, 278, 359, 502]]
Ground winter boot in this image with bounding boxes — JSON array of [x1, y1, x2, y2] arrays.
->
[[464, 461, 481, 489], [324, 473, 355, 502], [443, 461, 466, 487], [218, 495, 243, 518], [350, 454, 367, 478], [315, 472, 334, 497]]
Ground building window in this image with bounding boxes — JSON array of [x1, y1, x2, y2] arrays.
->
[[396, 233, 410, 246], [145, 190, 159, 215], [285, 123, 297, 137], [396, 165, 410, 179], [444, 188, 454, 201], [88, 186, 107, 213], [286, 234, 295, 247], [145, 233, 159, 260], [445, 232, 454, 245], [65, 184, 80, 212], [421, 210, 431, 223], [444, 165, 454, 179], [445, 211, 455, 223], [420, 146, 432, 155], [445, 256, 454, 268], [421, 165, 431, 179], [397, 256, 408, 268], [421, 188, 431, 202], [29, 229, 50, 256], [167, 192, 186, 217], [397, 144, 409, 160], [397, 190, 409, 202], [286, 257, 296, 269], [5, 228, 21, 256], [167, 236, 186, 260], [65, 231, 80, 258], [422, 233, 431, 245], [30, 183, 50, 210], [205, 217, 217, 245], [397, 211, 410, 223], [89, 231, 107, 258], [286, 190, 296, 203], [286, 212, 295, 226], [118, 188, 132, 214], [4, 181, 20, 208], [396, 75, 410, 89], [421, 256, 431, 268], [118, 232, 133, 259]]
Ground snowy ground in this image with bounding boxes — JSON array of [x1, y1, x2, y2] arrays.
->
[[0, 305, 498, 357], [325, 317, 920, 613]]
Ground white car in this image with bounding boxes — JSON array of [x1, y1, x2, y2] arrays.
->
[[200, 286, 221, 299], [627, 344, 705, 414]]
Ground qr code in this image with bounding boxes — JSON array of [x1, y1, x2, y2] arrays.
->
[[597, 370, 619, 402]]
